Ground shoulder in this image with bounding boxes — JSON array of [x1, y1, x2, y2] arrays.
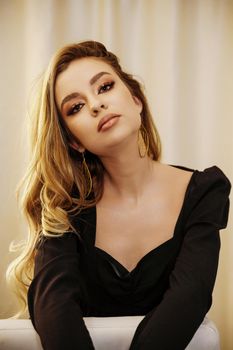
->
[[154, 162, 196, 203], [187, 165, 231, 203], [194, 165, 231, 189], [184, 165, 231, 230], [158, 163, 231, 229], [159, 162, 231, 196], [36, 231, 80, 251], [158, 162, 195, 185]]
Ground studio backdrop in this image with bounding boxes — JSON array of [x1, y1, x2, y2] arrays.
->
[[0, 0, 232, 348]]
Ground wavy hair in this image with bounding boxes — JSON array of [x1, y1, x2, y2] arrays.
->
[[6, 40, 162, 317]]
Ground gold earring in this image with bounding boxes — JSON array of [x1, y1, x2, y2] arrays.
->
[[137, 124, 149, 158], [81, 152, 92, 197]]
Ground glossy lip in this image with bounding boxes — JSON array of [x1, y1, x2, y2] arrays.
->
[[97, 114, 121, 132]]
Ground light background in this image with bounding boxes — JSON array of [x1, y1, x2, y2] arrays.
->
[[0, 0, 232, 348]]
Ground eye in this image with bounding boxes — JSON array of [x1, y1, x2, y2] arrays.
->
[[98, 81, 115, 94], [67, 103, 84, 116]]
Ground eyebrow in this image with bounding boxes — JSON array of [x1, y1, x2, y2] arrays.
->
[[60, 71, 111, 111]]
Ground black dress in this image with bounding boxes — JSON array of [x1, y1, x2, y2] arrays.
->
[[27, 165, 231, 350]]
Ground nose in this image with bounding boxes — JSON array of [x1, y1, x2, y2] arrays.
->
[[90, 100, 107, 116]]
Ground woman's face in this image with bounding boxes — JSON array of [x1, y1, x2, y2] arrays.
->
[[55, 57, 142, 156]]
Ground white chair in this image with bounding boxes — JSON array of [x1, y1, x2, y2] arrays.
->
[[0, 316, 220, 350]]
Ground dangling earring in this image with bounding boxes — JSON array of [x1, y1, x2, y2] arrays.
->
[[137, 124, 149, 158], [81, 152, 92, 197]]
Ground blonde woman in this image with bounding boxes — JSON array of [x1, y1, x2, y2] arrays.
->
[[8, 40, 231, 349]]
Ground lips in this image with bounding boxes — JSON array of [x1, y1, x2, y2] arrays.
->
[[97, 114, 121, 132]]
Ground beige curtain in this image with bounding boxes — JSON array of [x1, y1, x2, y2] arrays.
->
[[0, 0, 232, 348]]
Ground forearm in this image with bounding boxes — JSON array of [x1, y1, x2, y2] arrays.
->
[[129, 224, 220, 350], [33, 301, 95, 350], [129, 283, 210, 350], [28, 242, 95, 350]]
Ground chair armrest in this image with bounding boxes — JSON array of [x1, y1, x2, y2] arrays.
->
[[0, 316, 220, 350]]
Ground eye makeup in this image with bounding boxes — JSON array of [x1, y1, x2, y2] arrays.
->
[[66, 81, 115, 116]]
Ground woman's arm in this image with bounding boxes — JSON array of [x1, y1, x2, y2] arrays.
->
[[129, 166, 231, 350], [28, 233, 95, 350]]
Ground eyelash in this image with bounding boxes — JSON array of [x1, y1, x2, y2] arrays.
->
[[67, 81, 115, 116], [99, 81, 115, 94]]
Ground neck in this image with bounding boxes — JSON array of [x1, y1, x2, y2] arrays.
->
[[99, 143, 158, 205]]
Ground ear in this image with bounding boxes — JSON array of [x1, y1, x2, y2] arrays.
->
[[133, 96, 143, 112]]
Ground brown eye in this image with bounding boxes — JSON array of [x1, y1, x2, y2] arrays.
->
[[67, 103, 84, 116], [98, 81, 114, 94]]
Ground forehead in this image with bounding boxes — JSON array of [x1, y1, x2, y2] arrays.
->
[[55, 57, 116, 99]]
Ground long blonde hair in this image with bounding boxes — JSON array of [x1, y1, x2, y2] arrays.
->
[[6, 40, 162, 317]]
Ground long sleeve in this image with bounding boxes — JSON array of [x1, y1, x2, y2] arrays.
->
[[129, 166, 231, 350], [27, 232, 95, 350]]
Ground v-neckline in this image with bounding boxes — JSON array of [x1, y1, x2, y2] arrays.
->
[[92, 164, 197, 275]]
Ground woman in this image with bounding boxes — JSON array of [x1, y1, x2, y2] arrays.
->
[[8, 40, 231, 349]]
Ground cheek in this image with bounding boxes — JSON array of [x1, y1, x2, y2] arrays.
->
[[121, 89, 141, 114], [124, 95, 142, 122], [63, 117, 86, 142], [68, 118, 99, 149]]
